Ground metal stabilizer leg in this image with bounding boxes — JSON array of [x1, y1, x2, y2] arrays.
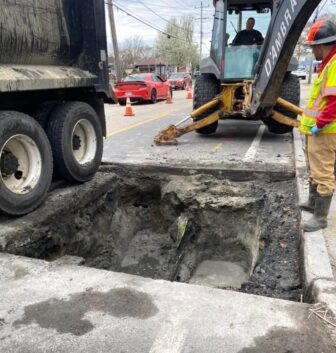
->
[[271, 98, 303, 128], [154, 99, 220, 145]]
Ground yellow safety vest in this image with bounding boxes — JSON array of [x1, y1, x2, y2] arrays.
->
[[300, 53, 336, 135]]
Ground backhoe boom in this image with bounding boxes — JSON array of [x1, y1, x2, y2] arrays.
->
[[251, 0, 322, 115]]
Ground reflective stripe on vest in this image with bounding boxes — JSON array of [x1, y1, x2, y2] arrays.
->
[[300, 54, 336, 134], [323, 87, 336, 95]]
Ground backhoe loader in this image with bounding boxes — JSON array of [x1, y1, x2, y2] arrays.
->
[[154, 0, 322, 145]]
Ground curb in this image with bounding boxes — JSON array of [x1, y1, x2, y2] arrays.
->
[[293, 129, 336, 314]]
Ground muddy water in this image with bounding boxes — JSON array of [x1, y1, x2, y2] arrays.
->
[[190, 260, 249, 288], [2, 170, 301, 301], [76, 174, 263, 289]]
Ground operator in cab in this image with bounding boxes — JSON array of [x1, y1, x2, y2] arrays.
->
[[232, 17, 264, 46]]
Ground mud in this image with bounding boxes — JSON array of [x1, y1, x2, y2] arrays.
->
[[0, 169, 301, 301], [241, 181, 301, 300], [237, 323, 336, 353], [14, 288, 158, 336]]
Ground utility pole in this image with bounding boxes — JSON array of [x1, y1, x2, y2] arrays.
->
[[107, 0, 122, 82], [308, 49, 314, 84], [200, 1, 203, 61], [195, 2, 209, 65], [308, 4, 321, 84]]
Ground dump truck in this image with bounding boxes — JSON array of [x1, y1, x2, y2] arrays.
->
[[0, 0, 114, 215], [154, 0, 322, 145]]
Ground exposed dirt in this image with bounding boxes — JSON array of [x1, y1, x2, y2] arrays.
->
[[0, 169, 302, 301], [237, 323, 336, 353], [240, 179, 301, 300]]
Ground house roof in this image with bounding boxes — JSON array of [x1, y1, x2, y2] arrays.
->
[[134, 58, 166, 66]]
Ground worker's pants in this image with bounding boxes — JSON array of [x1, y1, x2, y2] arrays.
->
[[306, 134, 336, 196]]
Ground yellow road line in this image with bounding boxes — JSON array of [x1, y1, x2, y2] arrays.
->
[[106, 104, 191, 139], [212, 143, 223, 152]]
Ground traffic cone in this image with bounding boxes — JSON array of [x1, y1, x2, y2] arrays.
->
[[166, 89, 173, 104], [186, 83, 193, 99], [124, 97, 134, 116]]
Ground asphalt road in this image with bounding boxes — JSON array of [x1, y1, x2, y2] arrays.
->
[[103, 81, 311, 179]]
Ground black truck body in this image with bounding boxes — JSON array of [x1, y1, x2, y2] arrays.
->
[[0, 0, 114, 215], [0, 0, 112, 104]]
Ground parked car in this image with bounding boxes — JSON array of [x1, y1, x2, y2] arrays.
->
[[167, 72, 192, 90], [114, 73, 172, 105], [193, 70, 201, 78], [292, 66, 307, 80]]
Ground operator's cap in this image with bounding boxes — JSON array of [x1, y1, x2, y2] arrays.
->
[[305, 19, 336, 46]]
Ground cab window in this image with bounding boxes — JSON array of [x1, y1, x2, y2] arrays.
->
[[224, 9, 271, 80], [210, 1, 225, 69]]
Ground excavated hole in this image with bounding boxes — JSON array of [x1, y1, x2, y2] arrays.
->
[[7, 172, 302, 301]]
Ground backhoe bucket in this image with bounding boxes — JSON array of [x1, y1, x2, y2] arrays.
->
[[154, 110, 221, 146]]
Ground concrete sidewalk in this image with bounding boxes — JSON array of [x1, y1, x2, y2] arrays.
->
[[0, 253, 335, 353]]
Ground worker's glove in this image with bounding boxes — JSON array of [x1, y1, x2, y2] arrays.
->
[[310, 125, 322, 136]]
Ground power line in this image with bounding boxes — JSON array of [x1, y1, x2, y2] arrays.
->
[[174, 0, 193, 11], [137, 0, 191, 34], [319, 0, 329, 12], [313, 0, 329, 21], [115, 1, 214, 28], [124, 0, 196, 12], [202, 42, 210, 51], [108, 1, 194, 44]]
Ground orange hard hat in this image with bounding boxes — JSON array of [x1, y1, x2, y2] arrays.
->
[[305, 19, 336, 46]]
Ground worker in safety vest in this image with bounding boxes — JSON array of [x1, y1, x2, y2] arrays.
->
[[299, 19, 336, 232]]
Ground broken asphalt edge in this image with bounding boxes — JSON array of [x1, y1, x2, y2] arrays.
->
[[293, 128, 336, 315], [0, 173, 118, 254], [100, 161, 295, 182]]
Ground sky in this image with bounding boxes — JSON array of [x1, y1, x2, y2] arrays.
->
[[106, 0, 214, 53], [106, 0, 336, 56]]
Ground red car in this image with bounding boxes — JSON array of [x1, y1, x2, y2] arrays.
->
[[167, 72, 192, 90], [114, 73, 172, 105]]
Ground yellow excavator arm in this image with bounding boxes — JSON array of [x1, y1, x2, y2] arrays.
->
[[154, 95, 302, 146]]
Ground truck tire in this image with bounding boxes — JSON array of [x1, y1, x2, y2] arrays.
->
[[150, 89, 157, 104], [33, 101, 58, 129], [193, 74, 220, 134], [263, 73, 300, 134], [0, 111, 53, 215], [46, 102, 103, 183]]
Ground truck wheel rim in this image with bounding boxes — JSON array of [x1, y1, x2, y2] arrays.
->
[[0, 134, 42, 195], [72, 119, 97, 165]]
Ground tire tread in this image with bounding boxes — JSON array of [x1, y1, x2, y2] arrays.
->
[[0, 111, 53, 215], [264, 73, 300, 134], [46, 102, 103, 182], [193, 74, 220, 134]]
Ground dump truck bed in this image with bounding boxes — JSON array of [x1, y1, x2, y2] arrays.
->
[[0, 0, 109, 96]]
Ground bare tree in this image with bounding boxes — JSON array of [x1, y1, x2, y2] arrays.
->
[[118, 35, 148, 75], [123, 36, 146, 63]]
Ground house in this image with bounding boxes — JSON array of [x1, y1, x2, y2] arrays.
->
[[134, 58, 168, 78]]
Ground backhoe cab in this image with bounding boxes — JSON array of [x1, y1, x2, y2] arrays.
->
[[193, 0, 300, 136], [154, 0, 322, 145]]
